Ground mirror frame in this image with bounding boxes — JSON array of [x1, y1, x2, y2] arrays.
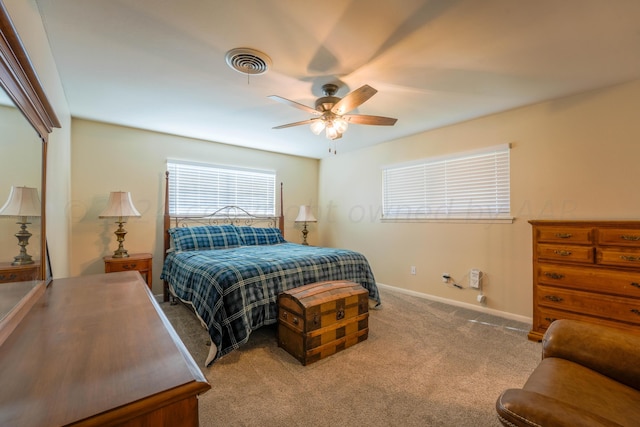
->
[[0, 2, 61, 282]]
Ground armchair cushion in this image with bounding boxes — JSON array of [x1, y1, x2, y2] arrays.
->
[[496, 319, 640, 427], [497, 388, 622, 427], [542, 319, 640, 390]]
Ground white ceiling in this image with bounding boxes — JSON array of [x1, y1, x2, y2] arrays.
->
[[34, 0, 640, 159]]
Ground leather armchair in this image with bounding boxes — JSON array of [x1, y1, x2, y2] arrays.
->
[[496, 319, 640, 427]]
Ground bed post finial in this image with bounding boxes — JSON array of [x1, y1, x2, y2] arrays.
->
[[279, 182, 285, 237], [163, 170, 171, 302]]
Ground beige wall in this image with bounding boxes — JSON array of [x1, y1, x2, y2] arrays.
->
[[4, 0, 72, 278], [70, 119, 319, 296], [319, 79, 640, 321]]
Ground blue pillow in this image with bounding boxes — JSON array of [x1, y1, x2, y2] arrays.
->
[[168, 225, 241, 251], [236, 226, 286, 246]]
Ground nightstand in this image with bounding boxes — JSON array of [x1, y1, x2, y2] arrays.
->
[[0, 262, 40, 283], [103, 253, 152, 289]]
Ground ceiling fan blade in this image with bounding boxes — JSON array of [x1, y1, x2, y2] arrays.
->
[[272, 118, 318, 129], [268, 95, 320, 116], [343, 114, 397, 126], [331, 84, 378, 115]]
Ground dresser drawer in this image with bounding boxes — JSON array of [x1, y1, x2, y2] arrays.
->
[[537, 285, 640, 325], [535, 306, 594, 332], [598, 228, 640, 247], [105, 259, 150, 273], [537, 244, 594, 263], [535, 227, 593, 244], [535, 306, 640, 335], [0, 264, 40, 283], [596, 248, 640, 268], [536, 263, 640, 297]]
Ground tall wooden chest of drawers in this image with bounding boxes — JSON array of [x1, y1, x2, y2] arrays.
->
[[529, 220, 640, 340]]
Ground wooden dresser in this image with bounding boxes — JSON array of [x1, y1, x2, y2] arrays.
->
[[529, 220, 640, 340], [0, 271, 210, 426]]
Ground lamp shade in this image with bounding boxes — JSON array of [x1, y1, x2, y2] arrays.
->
[[294, 205, 317, 223], [0, 186, 41, 217], [99, 191, 141, 219]]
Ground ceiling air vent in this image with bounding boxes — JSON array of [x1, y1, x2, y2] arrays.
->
[[225, 48, 272, 75]]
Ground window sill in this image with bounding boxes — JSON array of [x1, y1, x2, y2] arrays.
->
[[380, 217, 515, 224]]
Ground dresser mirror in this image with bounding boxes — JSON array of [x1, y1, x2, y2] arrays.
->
[[0, 3, 60, 333], [0, 92, 42, 281]]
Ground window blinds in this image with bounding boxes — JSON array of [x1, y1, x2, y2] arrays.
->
[[167, 160, 276, 216], [382, 144, 511, 220]]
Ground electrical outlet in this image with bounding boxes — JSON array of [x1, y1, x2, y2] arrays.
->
[[410, 266, 416, 275]]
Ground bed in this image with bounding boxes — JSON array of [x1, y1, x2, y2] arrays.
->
[[161, 176, 380, 366]]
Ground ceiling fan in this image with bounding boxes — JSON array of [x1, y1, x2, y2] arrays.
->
[[268, 83, 398, 143]]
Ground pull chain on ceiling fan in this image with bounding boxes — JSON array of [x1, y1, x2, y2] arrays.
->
[[268, 83, 397, 149]]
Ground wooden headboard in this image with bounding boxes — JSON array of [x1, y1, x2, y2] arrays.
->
[[162, 171, 285, 300]]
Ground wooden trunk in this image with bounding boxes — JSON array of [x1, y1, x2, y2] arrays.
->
[[277, 280, 369, 365]]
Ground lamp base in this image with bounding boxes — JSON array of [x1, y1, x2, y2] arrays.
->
[[111, 221, 130, 258], [111, 248, 130, 258], [12, 221, 35, 265], [12, 254, 34, 266], [301, 223, 310, 245]]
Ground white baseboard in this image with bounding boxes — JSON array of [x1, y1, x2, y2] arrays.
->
[[376, 282, 532, 325]]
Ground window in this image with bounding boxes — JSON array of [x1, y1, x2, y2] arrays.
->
[[382, 143, 511, 221], [167, 160, 276, 216]]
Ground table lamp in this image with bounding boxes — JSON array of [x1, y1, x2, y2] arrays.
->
[[99, 191, 141, 258], [294, 205, 317, 245], [0, 186, 41, 265]]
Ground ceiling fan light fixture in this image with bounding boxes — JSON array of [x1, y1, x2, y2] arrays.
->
[[325, 124, 340, 140], [333, 117, 348, 134], [270, 83, 396, 150], [310, 120, 325, 135]]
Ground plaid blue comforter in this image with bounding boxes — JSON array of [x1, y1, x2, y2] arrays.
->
[[161, 243, 379, 364]]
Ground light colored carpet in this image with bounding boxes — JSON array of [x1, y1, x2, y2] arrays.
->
[[161, 287, 541, 427]]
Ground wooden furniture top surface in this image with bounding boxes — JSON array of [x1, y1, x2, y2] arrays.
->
[[0, 271, 210, 426], [0, 281, 41, 318], [0, 261, 40, 270], [280, 280, 367, 307], [103, 252, 153, 262], [529, 220, 640, 227]]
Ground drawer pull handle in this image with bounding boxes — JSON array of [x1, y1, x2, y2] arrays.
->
[[631, 282, 640, 289], [631, 309, 640, 316], [620, 255, 640, 262], [544, 317, 557, 323], [544, 272, 565, 280], [544, 295, 563, 302], [621, 235, 640, 241], [553, 250, 572, 256], [122, 263, 138, 270], [292, 317, 299, 325], [555, 233, 572, 239]]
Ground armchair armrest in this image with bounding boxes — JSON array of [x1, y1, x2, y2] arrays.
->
[[542, 319, 640, 390], [496, 389, 622, 427]]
